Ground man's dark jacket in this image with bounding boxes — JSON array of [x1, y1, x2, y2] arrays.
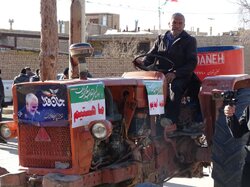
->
[[0, 77, 4, 107], [230, 106, 250, 162], [145, 30, 197, 78], [14, 73, 29, 84]]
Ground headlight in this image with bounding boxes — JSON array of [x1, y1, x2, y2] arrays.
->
[[92, 123, 107, 139], [0, 124, 11, 139], [91, 121, 112, 140]]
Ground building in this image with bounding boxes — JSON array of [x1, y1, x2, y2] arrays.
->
[[0, 11, 248, 80], [57, 13, 120, 36], [86, 13, 120, 32]]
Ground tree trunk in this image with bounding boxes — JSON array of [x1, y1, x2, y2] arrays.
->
[[69, 0, 85, 79], [39, 0, 58, 81]]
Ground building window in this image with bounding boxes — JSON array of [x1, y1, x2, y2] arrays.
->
[[58, 20, 65, 33], [61, 23, 65, 33], [102, 15, 107, 26], [90, 18, 99, 24]]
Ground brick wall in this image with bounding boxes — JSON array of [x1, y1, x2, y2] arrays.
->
[[0, 50, 134, 80], [0, 50, 69, 80], [88, 57, 135, 78]]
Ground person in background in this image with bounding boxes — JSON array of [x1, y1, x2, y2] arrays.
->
[[0, 69, 5, 121], [63, 67, 69, 79], [79, 70, 93, 79], [30, 69, 40, 82], [136, 12, 198, 130], [62, 67, 93, 80], [25, 67, 35, 78], [13, 68, 29, 84], [224, 104, 250, 187]]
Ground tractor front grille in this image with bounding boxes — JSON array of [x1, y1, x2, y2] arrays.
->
[[19, 125, 72, 168]]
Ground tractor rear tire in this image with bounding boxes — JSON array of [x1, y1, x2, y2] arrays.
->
[[212, 88, 250, 187]]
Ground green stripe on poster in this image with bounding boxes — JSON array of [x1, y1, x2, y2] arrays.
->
[[144, 81, 163, 95], [69, 83, 105, 103]]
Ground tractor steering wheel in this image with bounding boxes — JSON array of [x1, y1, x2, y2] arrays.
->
[[132, 53, 174, 74]]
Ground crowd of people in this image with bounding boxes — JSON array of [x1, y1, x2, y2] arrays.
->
[[13, 67, 40, 84]]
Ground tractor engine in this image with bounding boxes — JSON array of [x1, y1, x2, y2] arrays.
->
[[91, 120, 129, 170]]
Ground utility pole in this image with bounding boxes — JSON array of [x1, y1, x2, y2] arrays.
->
[[208, 18, 215, 36], [8, 19, 14, 30], [158, 0, 177, 34], [158, 0, 162, 34]]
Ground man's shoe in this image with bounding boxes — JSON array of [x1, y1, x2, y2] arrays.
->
[[195, 134, 208, 147], [160, 117, 173, 127]]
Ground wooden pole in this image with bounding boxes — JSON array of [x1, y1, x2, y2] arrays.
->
[[39, 0, 58, 81], [69, 0, 86, 79]]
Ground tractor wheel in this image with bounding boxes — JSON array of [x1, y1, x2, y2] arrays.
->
[[212, 88, 250, 187]]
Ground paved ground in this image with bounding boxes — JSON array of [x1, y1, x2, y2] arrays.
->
[[0, 106, 214, 186], [165, 171, 214, 187], [0, 138, 19, 173], [0, 105, 19, 173]]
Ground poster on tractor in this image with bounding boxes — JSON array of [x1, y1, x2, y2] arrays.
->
[[144, 80, 165, 115], [16, 84, 68, 126], [68, 82, 106, 128]]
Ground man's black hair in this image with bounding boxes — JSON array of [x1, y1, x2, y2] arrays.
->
[[63, 67, 69, 76], [21, 68, 26, 74]]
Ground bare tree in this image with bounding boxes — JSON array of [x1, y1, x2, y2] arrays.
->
[[239, 29, 250, 45], [235, 1, 250, 44], [102, 38, 142, 58], [238, 0, 250, 25], [39, 0, 58, 81]]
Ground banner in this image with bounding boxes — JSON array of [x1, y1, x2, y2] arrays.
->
[[144, 80, 165, 115], [17, 84, 68, 126], [69, 82, 106, 128]]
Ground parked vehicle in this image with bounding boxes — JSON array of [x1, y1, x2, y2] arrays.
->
[[7, 44, 249, 187], [3, 80, 13, 103], [0, 120, 17, 143], [56, 73, 64, 80], [0, 79, 16, 143]]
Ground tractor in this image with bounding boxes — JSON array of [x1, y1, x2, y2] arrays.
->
[[6, 43, 250, 187]]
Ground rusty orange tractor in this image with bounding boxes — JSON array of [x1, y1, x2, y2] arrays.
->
[[9, 43, 250, 187]]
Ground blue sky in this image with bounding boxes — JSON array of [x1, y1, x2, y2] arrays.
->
[[0, 0, 243, 35]]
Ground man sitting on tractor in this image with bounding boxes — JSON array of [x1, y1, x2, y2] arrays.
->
[[137, 12, 198, 132]]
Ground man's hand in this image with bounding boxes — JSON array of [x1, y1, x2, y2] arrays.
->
[[165, 72, 176, 83], [134, 59, 144, 65], [224, 105, 236, 117], [133, 58, 144, 69]]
